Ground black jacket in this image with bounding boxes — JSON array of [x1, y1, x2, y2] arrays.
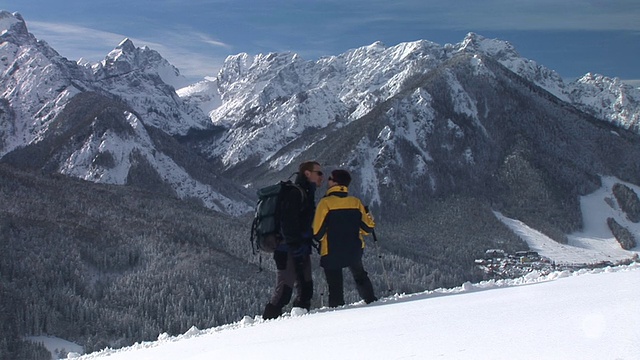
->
[[312, 185, 375, 269], [279, 174, 316, 247]]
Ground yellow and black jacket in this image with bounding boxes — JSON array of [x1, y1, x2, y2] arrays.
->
[[312, 185, 375, 269]]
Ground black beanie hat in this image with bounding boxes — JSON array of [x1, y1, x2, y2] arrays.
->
[[330, 169, 351, 186]]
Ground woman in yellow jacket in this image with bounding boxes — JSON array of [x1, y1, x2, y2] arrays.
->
[[313, 169, 377, 307]]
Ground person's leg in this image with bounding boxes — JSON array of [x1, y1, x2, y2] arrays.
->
[[349, 258, 377, 304], [323, 267, 345, 307], [293, 254, 313, 310], [263, 250, 295, 319]]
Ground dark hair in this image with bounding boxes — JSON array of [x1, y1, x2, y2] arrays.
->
[[299, 161, 320, 173], [330, 169, 351, 186]]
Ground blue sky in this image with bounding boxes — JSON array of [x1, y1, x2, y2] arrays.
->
[[2, 0, 639, 84]]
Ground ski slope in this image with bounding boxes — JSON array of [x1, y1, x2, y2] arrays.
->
[[496, 176, 640, 265]]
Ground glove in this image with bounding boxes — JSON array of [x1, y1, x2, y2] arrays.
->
[[290, 242, 310, 272], [312, 240, 321, 254], [291, 242, 311, 259], [366, 211, 374, 222], [363, 206, 375, 224]]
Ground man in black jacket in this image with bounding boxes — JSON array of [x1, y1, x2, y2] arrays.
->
[[262, 161, 323, 320]]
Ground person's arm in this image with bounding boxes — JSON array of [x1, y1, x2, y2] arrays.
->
[[313, 198, 329, 242], [359, 201, 375, 234]]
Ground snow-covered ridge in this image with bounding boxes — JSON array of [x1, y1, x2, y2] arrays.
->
[[55, 108, 250, 216], [74, 262, 640, 359], [2, 11, 639, 218], [453, 33, 569, 101], [0, 11, 250, 215], [567, 73, 640, 132], [185, 32, 638, 170], [456, 34, 639, 129]]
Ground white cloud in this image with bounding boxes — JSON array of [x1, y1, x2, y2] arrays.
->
[[18, 1, 640, 82], [193, 32, 231, 48], [28, 21, 126, 61], [335, 0, 640, 31], [27, 21, 227, 81]]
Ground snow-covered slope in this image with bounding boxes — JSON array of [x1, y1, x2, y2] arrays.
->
[[452, 34, 640, 132], [73, 263, 640, 360], [496, 176, 640, 265], [53, 105, 250, 215], [177, 78, 222, 116]]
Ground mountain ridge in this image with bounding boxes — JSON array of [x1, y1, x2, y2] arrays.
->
[[1, 10, 640, 357], [2, 10, 639, 214], [2, 9, 639, 275]]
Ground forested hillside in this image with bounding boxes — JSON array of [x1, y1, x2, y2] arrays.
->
[[0, 164, 529, 358], [2, 13, 639, 358], [0, 164, 263, 356]]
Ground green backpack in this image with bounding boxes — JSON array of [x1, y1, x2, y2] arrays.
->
[[250, 180, 305, 253]]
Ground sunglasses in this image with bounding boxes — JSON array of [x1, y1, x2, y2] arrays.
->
[[310, 170, 324, 176]]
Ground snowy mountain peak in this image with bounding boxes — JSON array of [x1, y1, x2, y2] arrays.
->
[[455, 32, 519, 61], [567, 72, 640, 131], [102, 38, 161, 73], [0, 14, 244, 215], [0, 11, 31, 43], [0, 11, 24, 33], [0, 12, 88, 157], [217, 53, 250, 83], [103, 38, 137, 63], [367, 40, 386, 50], [447, 32, 571, 101], [117, 37, 136, 52], [95, 37, 190, 90], [249, 52, 301, 76], [577, 72, 624, 89], [216, 51, 303, 92]]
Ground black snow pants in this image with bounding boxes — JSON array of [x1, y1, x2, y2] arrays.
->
[[323, 257, 376, 307]]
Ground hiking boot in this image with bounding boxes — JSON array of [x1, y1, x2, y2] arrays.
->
[[262, 303, 282, 320], [292, 299, 311, 311], [365, 296, 378, 304]]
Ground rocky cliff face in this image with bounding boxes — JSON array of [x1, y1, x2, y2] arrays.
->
[[2, 11, 640, 232], [177, 35, 640, 242], [0, 11, 251, 215]]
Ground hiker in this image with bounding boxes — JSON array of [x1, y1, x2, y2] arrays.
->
[[313, 169, 377, 307], [262, 161, 324, 319]]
